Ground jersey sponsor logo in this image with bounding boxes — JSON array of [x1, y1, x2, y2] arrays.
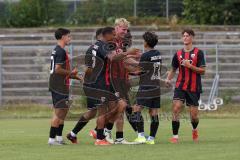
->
[[151, 55, 162, 61]]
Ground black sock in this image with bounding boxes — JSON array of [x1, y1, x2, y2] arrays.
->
[[172, 121, 180, 135], [125, 107, 137, 132], [133, 112, 144, 133], [49, 126, 58, 139], [72, 116, 89, 134], [116, 131, 123, 139], [150, 115, 159, 138], [97, 129, 105, 140], [105, 122, 114, 131], [57, 124, 64, 136], [191, 120, 199, 130]]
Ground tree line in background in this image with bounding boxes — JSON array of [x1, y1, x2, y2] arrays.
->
[[0, 0, 239, 27]]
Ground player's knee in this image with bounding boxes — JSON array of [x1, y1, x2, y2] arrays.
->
[[190, 114, 199, 121], [52, 116, 62, 125], [117, 100, 127, 113], [85, 109, 97, 120]]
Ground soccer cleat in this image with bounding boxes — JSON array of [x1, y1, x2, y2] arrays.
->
[[89, 129, 97, 139], [56, 140, 67, 145], [66, 133, 78, 144], [146, 139, 155, 145], [134, 137, 146, 144], [95, 139, 111, 146], [192, 129, 199, 142], [114, 138, 137, 144], [104, 130, 114, 144], [48, 141, 63, 146], [169, 137, 179, 144]]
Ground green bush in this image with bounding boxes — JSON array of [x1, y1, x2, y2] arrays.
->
[[183, 0, 240, 25], [4, 0, 66, 27]]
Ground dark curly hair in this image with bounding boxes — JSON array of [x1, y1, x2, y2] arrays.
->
[[182, 29, 195, 37], [142, 31, 158, 48]]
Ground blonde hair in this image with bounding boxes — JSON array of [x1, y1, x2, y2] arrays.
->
[[114, 18, 130, 27]]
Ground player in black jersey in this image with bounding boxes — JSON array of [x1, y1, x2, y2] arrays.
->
[[131, 31, 161, 145], [66, 28, 103, 144], [48, 28, 82, 145], [67, 27, 117, 145]]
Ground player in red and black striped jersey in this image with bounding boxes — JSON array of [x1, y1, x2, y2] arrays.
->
[[103, 18, 142, 144], [166, 29, 206, 143]]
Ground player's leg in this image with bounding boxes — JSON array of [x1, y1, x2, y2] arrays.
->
[[104, 98, 129, 144], [132, 104, 146, 143], [103, 100, 118, 144], [114, 98, 137, 144], [146, 98, 160, 145], [170, 89, 185, 143], [48, 92, 69, 145], [95, 104, 111, 145], [54, 108, 69, 144], [170, 100, 183, 143], [186, 92, 200, 142], [67, 107, 97, 144], [125, 105, 138, 132], [114, 80, 133, 144]]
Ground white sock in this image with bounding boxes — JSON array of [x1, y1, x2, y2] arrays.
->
[[173, 135, 179, 139], [104, 128, 111, 133], [148, 136, 154, 141], [48, 138, 55, 143], [138, 132, 145, 138], [70, 131, 77, 137], [56, 136, 63, 142], [116, 138, 124, 141]]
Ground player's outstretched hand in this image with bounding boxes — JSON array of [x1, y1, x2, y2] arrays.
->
[[71, 66, 78, 75], [127, 48, 140, 55], [77, 74, 84, 83], [165, 79, 172, 88]]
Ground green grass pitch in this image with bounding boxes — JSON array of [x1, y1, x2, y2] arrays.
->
[[0, 118, 239, 160]]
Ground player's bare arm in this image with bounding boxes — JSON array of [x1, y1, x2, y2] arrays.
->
[[108, 48, 139, 61], [165, 68, 176, 87], [55, 64, 79, 79]]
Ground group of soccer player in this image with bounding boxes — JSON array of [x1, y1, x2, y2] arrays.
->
[[48, 18, 206, 146]]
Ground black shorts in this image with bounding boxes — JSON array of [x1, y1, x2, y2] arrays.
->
[[110, 79, 130, 102], [51, 91, 70, 109], [136, 97, 160, 108], [173, 88, 200, 107], [83, 84, 110, 110]]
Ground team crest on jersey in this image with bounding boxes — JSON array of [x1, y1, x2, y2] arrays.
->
[[101, 97, 106, 103], [191, 54, 195, 59], [115, 92, 120, 97]]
